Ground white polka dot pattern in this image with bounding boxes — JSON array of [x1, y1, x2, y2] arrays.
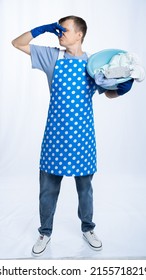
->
[[40, 58, 97, 176]]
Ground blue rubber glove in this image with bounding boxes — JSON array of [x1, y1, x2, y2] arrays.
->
[[31, 22, 66, 38], [117, 78, 134, 96]]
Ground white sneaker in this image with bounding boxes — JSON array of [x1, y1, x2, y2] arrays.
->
[[32, 235, 51, 257], [83, 230, 102, 251]]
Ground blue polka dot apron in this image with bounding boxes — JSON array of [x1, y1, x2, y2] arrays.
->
[[40, 51, 97, 176]]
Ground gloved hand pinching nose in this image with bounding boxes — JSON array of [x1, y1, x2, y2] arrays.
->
[[31, 22, 66, 38]]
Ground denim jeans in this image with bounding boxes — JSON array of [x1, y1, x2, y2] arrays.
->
[[38, 170, 96, 237]]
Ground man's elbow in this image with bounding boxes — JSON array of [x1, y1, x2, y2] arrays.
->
[[11, 39, 19, 49]]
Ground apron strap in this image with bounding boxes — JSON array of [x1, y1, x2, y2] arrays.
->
[[58, 50, 65, 60]]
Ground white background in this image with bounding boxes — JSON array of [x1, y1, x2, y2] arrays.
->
[[0, 0, 146, 259]]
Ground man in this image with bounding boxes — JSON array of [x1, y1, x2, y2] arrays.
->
[[12, 15, 133, 257]]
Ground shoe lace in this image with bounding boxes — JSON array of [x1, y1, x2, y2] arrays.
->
[[37, 235, 44, 244], [90, 231, 98, 240]]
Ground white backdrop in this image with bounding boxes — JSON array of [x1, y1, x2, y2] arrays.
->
[[0, 0, 146, 259]]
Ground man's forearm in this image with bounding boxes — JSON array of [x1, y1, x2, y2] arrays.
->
[[104, 90, 119, 98], [11, 31, 33, 55]]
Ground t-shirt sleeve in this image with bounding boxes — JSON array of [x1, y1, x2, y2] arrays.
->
[[86, 55, 106, 95], [30, 44, 59, 74]]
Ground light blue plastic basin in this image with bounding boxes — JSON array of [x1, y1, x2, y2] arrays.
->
[[86, 49, 132, 89]]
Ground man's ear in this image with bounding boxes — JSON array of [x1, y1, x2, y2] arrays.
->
[[77, 31, 83, 42]]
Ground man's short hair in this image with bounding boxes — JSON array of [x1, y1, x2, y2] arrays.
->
[[59, 15, 87, 43]]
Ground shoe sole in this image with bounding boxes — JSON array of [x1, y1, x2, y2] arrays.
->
[[31, 238, 51, 257], [83, 234, 102, 251]]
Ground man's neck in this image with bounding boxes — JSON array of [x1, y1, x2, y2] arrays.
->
[[65, 45, 84, 57]]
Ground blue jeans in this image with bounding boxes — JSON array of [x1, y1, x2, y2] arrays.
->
[[39, 170, 96, 237]]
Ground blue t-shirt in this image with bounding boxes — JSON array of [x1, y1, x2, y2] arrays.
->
[[30, 44, 105, 94]]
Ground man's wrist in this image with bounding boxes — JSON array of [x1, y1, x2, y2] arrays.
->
[[30, 26, 45, 38]]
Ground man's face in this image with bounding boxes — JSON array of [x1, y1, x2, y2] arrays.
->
[[58, 19, 82, 47]]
